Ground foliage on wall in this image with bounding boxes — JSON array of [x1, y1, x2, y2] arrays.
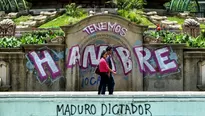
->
[[21, 29, 64, 44], [0, 36, 21, 48], [0, 29, 65, 48], [144, 29, 205, 48]]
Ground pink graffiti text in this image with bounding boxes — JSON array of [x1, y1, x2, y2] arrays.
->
[[67, 45, 178, 75], [83, 22, 127, 36], [28, 50, 61, 82]]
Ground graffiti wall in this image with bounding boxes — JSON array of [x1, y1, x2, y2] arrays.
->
[[66, 44, 181, 90], [62, 14, 183, 91], [26, 47, 64, 83], [142, 44, 183, 91], [1, 14, 202, 91], [24, 45, 65, 91]]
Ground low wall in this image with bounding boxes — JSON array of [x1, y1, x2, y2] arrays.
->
[[184, 48, 205, 91], [1, 14, 205, 91], [0, 43, 188, 91], [0, 50, 25, 91], [0, 92, 205, 116], [143, 44, 184, 91], [0, 44, 65, 91]]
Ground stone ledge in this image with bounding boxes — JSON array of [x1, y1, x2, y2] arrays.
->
[[143, 43, 186, 48], [0, 52, 24, 59], [1, 91, 205, 98], [0, 48, 22, 52], [184, 51, 205, 58], [0, 85, 11, 91], [197, 85, 205, 91], [21, 44, 65, 51]]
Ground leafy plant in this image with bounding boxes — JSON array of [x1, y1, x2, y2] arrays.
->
[[65, 3, 85, 17], [127, 11, 142, 24], [117, 9, 129, 17], [118, 9, 154, 26], [144, 29, 205, 48], [0, 30, 65, 48], [108, 0, 146, 10], [118, 10, 143, 24], [0, 37, 21, 48], [20, 30, 65, 44], [0, 0, 29, 12], [20, 33, 46, 44]]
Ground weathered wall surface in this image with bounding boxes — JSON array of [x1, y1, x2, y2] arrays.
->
[[1, 92, 205, 116], [0, 45, 65, 91], [0, 14, 204, 91], [61, 14, 184, 91], [184, 49, 205, 91], [61, 14, 147, 91], [24, 45, 66, 91], [143, 44, 184, 91], [0, 49, 25, 91]]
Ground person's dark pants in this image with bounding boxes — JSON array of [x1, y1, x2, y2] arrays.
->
[[108, 74, 115, 95], [98, 72, 109, 95]]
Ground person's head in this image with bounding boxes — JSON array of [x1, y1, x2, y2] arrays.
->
[[100, 50, 107, 58], [106, 46, 112, 55]]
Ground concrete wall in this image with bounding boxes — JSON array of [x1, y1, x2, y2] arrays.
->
[[61, 14, 147, 91], [0, 49, 25, 91], [1, 92, 205, 116], [23, 44, 66, 91], [0, 14, 204, 91], [61, 14, 185, 91], [143, 44, 184, 91], [0, 45, 65, 91], [184, 48, 205, 91]]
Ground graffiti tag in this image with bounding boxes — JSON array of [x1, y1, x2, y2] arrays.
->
[[83, 22, 128, 36], [67, 45, 179, 76], [26, 47, 64, 83]]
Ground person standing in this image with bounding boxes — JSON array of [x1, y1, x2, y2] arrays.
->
[[106, 46, 115, 95], [98, 50, 116, 95]]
